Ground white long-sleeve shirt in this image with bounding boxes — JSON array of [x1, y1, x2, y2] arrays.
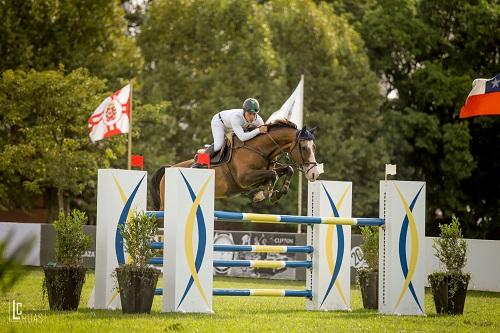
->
[[217, 109, 264, 141]]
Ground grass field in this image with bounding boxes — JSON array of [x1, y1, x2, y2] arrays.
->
[[1, 268, 499, 332]]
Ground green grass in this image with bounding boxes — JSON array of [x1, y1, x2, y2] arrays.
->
[[1, 268, 499, 332]]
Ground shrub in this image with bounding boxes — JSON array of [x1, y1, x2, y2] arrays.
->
[[53, 209, 91, 267], [433, 216, 467, 273], [360, 226, 379, 271], [118, 210, 158, 268]]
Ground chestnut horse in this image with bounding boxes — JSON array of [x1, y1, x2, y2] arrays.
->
[[150, 120, 319, 210]]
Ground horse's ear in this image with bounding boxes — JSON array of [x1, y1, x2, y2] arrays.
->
[[299, 126, 306, 136], [309, 126, 317, 136]]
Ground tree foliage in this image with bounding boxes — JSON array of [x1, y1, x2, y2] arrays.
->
[[1, 0, 494, 239], [138, 0, 285, 158], [0, 69, 125, 218], [266, 0, 387, 216], [355, 0, 499, 238], [138, 0, 387, 216], [0, 0, 142, 87]]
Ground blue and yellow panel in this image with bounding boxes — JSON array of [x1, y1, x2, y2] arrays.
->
[[306, 180, 352, 311], [162, 168, 215, 314], [379, 181, 426, 316]]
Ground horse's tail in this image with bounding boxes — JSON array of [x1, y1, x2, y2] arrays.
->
[[150, 165, 169, 210]]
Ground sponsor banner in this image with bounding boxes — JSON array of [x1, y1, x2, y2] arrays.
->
[[213, 231, 307, 280]]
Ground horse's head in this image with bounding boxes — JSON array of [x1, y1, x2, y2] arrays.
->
[[290, 126, 320, 182]]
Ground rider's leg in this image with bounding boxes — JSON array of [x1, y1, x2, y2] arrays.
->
[[210, 115, 225, 158], [192, 115, 225, 168]]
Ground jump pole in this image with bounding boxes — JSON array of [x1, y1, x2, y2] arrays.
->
[[90, 168, 425, 316]]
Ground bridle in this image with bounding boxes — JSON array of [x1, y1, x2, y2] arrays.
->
[[288, 137, 318, 174], [265, 130, 318, 174]]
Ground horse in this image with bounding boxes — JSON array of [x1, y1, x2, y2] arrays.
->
[[150, 119, 320, 210]]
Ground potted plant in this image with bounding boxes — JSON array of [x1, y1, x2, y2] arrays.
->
[[115, 210, 160, 314], [428, 216, 470, 314], [356, 226, 379, 309], [43, 209, 91, 310]]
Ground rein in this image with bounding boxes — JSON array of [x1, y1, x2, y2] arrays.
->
[[266, 131, 318, 174], [238, 128, 317, 174]]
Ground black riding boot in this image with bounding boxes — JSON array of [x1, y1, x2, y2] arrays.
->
[[206, 145, 217, 159]]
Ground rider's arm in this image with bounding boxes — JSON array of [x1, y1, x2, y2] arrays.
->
[[231, 118, 261, 141]]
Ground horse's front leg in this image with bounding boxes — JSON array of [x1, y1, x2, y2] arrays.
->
[[270, 165, 294, 201], [239, 169, 278, 202]]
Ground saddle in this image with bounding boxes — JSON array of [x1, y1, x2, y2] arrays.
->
[[192, 134, 245, 168]]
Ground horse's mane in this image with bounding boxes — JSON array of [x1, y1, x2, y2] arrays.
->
[[244, 119, 297, 132], [267, 119, 315, 140], [266, 119, 298, 130]]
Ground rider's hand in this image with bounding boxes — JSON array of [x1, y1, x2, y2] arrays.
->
[[259, 125, 268, 134]]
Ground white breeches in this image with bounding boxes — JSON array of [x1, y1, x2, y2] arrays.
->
[[211, 115, 226, 152]]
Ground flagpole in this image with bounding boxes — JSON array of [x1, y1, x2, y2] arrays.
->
[[297, 74, 304, 234], [127, 80, 133, 170]]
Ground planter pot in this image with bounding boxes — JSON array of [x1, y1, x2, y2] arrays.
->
[[43, 266, 86, 311], [429, 273, 470, 314], [358, 270, 378, 309], [116, 266, 160, 314]]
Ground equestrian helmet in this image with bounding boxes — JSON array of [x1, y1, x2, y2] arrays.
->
[[243, 98, 260, 113]]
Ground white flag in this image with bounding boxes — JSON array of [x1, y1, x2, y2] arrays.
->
[[385, 164, 397, 176], [266, 77, 304, 128], [88, 84, 131, 143]]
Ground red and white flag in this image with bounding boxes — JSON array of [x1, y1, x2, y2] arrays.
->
[[88, 84, 131, 142], [460, 73, 500, 119]]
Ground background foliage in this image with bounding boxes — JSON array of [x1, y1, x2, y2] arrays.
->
[[137, 0, 387, 217], [0, 0, 498, 238]]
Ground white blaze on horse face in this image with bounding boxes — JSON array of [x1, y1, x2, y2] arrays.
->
[[304, 140, 320, 182]]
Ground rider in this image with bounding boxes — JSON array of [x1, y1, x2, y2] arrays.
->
[[205, 98, 268, 159]]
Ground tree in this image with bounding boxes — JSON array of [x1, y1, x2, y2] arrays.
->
[[137, 0, 287, 214], [138, 0, 387, 217], [263, 0, 388, 216], [359, 0, 499, 238], [0, 69, 125, 220], [138, 0, 285, 158], [0, 0, 142, 87]]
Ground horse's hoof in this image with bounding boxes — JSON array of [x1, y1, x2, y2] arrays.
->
[[282, 186, 289, 195], [253, 190, 266, 202]]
